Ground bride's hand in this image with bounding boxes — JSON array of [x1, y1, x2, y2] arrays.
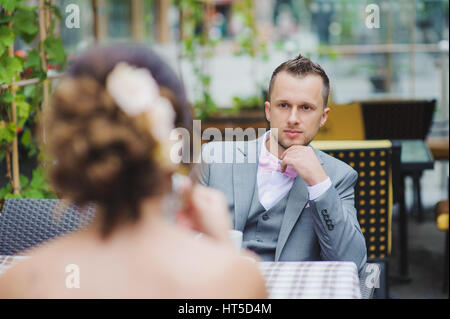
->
[[176, 182, 233, 246]]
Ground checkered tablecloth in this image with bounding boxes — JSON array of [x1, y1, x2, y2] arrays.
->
[[258, 261, 362, 299], [0, 256, 361, 299]]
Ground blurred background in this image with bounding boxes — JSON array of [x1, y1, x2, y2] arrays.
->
[[1, 0, 449, 299]]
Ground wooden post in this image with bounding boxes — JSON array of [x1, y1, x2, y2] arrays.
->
[[39, 0, 50, 146], [92, 0, 99, 42], [7, 10, 20, 195], [92, 0, 108, 42], [131, 0, 144, 41], [156, 0, 170, 43]]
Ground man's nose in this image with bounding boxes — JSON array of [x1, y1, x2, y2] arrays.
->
[[287, 107, 300, 125]]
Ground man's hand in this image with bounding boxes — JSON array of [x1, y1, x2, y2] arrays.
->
[[280, 145, 328, 186]]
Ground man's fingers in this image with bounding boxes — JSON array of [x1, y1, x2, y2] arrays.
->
[[280, 158, 289, 172]]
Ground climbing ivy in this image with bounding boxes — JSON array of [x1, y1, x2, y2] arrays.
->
[[0, 0, 65, 200]]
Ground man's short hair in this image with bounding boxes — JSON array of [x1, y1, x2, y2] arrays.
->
[[268, 54, 330, 107]]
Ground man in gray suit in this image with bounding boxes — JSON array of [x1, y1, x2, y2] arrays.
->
[[192, 54, 367, 272]]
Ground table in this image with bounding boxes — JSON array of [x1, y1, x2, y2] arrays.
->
[[397, 139, 435, 222], [393, 139, 435, 282], [258, 261, 361, 299], [0, 256, 361, 299]]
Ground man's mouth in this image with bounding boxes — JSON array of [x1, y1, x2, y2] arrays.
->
[[284, 129, 302, 138]]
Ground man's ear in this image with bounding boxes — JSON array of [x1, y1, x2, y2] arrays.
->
[[319, 107, 330, 127], [264, 101, 271, 122]]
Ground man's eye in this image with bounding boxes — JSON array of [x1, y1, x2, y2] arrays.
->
[[302, 105, 311, 110], [280, 103, 288, 108]]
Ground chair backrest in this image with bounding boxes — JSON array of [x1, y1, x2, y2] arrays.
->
[[311, 140, 401, 260], [0, 199, 96, 255], [360, 99, 436, 140], [315, 102, 366, 141]]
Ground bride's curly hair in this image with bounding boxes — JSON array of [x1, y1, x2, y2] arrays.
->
[[41, 45, 193, 237]]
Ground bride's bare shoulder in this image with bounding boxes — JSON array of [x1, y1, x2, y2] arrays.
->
[[176, 237, 267, 299], [0, 234, 88, 298]]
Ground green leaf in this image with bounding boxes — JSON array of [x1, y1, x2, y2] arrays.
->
[[0, 0, 23, 11], [23, 84, 36, 99], [26, 142, 37, 157], [0, 26, 15, 56], [20, 174, 29, 188], [21, 128, 31, 146], [0, 14, 12, 24], [47, 2, 62, 20], [21, 188, 45, 198], [44, 36, 66, 66], [23, 49, 40, 69], [0, 121, 16, 143], [0, 56, 23, 84], [13, 7, 38, 35], [14, 95, 30, 127], [0, 26, 14, 46], [0, 183, 12, 199], [12, 7, 38, 43], [4, 193, 22, 199], [0, 91, 14, 103], [30, 167, 51, 192]]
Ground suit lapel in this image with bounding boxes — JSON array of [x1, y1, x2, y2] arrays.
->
[[232, 136, 264, 231], [274, 146, 326, 261], [311, 146, 325, 165], [275, 176, 309, 261]]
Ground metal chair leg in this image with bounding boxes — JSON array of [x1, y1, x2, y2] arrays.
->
[[444, 231, 449, 294], [413, 172, 424, 223]]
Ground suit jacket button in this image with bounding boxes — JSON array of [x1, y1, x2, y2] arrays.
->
[[326, 220, 333, 225], [328, 225, 334, 231], [321, 209, 328, 216], [262, 214, 269, 221]]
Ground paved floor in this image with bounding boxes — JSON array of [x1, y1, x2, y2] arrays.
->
[[389, 215, 448, 299], [387, 161, 449, 299]]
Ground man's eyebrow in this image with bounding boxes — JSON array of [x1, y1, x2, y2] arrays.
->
[[274, 99, 318, 108]]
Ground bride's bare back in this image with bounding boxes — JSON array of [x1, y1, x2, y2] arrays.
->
[[0, 219, 266, 299]]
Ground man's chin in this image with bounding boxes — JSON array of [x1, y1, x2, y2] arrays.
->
[[279, 138, 309, 149]]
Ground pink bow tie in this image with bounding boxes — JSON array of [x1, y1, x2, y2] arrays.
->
[[259, 150, 297, 178]]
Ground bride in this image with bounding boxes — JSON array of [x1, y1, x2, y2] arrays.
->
[[0, 45, 266, 299]]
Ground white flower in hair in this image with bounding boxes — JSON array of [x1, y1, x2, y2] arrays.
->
[[106, 62, 176, 144], [106, 62, 160, 116]]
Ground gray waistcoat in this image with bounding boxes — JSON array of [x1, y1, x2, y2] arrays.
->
[[242, 183, 290, 261]]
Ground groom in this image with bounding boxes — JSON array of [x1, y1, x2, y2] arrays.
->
[[192, 54, 367, 272]]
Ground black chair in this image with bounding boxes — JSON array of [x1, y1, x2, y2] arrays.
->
[[361, 99, 436, 223], [0, 199, 96, 255], [360, 99, 436, 140], [312, 140, 402, 299]]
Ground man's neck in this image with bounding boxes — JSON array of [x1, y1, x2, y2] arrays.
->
[[265, 132, 286, 160]]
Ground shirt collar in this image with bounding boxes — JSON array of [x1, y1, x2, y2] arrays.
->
[[261, 130, 281, 163]]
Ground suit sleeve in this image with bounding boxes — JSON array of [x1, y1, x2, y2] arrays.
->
[[311, 168, 367, 273], [190, 143, 210, 186]]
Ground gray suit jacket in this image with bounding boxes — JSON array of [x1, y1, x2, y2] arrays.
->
[[192, 136, 367, 273]]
